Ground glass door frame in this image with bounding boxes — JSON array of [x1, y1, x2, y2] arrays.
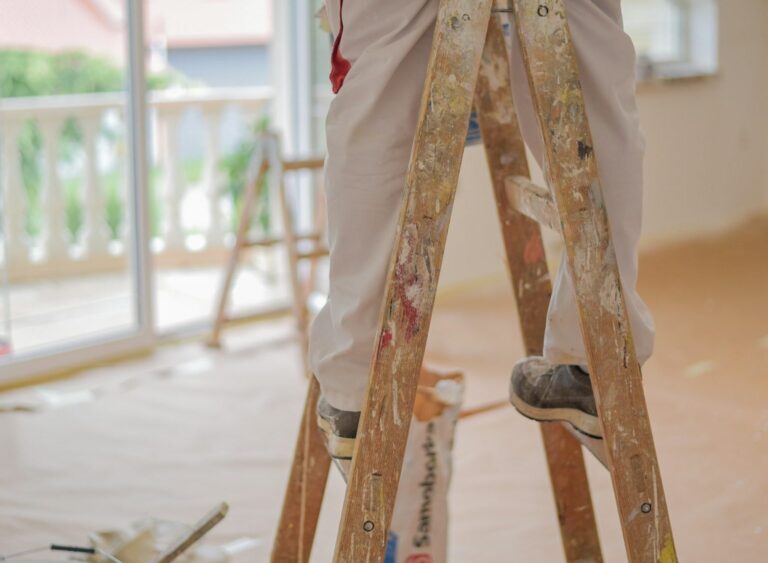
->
[[0, 0, 155, 384]]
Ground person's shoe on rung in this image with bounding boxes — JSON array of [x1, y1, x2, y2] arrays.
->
[[316, 396, 360, 460], [509, 356, 603, 439]]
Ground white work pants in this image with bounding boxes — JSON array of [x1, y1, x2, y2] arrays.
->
[[310, 0, 655, 411]]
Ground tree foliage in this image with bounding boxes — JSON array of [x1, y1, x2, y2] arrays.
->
[[1, 49, 179, 242], [0, 50, 122, 98]]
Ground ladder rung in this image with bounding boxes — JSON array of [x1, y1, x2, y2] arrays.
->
[[221, 304, 291, 325], [283, 156, 325, 171], [244, 232, 323, 248], [563, 423, 609, 469], [505, 175, 560, 232], [296, 248, 329, 260]]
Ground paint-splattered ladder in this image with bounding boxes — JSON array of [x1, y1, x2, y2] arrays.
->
[[272, 1, 677, 561]]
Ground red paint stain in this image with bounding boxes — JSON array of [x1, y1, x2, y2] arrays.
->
[[523, 236, 544, 264], [380, 329, 392, 349], [399, 287, 420, 340], [388, 227, 423, 342], [395, 262, 420, 340]]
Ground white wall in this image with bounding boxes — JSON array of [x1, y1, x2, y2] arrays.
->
[[440, 0, 768, 288], [637, 0, 768, 246]]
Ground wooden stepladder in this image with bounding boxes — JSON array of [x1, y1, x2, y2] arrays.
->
[[209, 132, 327, 374], [272, 1, 677, 562]]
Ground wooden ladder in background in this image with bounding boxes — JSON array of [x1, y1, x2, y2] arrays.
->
[[209, 132, 326, 375], [271, 1, 677, 561]]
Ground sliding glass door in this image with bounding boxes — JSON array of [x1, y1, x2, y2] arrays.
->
[[0, 0, 326, 382], [0, 0, 153, 381]]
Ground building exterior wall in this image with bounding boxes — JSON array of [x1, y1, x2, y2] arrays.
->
[[168, 45, 270, 88]]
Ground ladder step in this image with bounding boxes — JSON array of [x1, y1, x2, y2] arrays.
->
[[222, 304, 291, 324], [504, 175, 560, 232], [562, 423, 608, 469], [244, 232, 323, 249], [283, 157, 325, 171], [296, 248, 329, 261]]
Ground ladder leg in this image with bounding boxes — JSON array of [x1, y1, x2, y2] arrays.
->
[[540, 424, 604, 561], [509, 1, 677, 560], [208, 145, 268, 347], [271, 138, 312, 377], [332, 1, 494, 560], [475, 16, 603, 562], [271, 377, 332, 563]]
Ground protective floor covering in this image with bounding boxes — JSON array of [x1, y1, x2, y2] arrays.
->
[[1, 217, 767, 561]]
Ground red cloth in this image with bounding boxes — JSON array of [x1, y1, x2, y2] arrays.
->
[[329, 0, 351, 93]]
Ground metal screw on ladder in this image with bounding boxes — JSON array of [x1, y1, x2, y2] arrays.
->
[[641, 502, 653, 514], [363, 521, 375, 532]]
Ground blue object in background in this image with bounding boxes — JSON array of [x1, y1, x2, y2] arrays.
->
[[384, 531, 398, 563], [466, 110, 482, 146]]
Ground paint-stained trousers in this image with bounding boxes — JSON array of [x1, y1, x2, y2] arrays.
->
[[310, 0, 655, 411]]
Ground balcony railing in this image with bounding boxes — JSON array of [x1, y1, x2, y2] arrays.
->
[[1, 87, 272, 282]]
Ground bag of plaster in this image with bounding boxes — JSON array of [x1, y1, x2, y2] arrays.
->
[[385, 366, 464, 563]]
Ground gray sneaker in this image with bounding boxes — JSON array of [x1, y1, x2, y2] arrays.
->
[[316, 396, 360, 460], [509, 357, 602, 438]]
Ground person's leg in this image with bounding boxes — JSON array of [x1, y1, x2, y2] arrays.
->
[[507, 0, 654, 436], [309, 0, 439, 413], [508, 0, 655, 367]]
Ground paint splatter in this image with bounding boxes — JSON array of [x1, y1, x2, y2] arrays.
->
[[396, 278, 421, 340], [577, 140, 593, 160], [660, 536, 677, 563], [523, 235, 544, 264], [393, 225, 431, 341]]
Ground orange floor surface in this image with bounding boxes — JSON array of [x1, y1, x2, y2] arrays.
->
[[1, 218, 767, 561]]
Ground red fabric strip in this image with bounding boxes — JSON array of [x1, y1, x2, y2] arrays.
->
[[329, 0, 351, 93]]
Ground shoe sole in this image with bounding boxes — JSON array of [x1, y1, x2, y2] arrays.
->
[[509, 391, 603, 439], [316, 416, 356, 460]]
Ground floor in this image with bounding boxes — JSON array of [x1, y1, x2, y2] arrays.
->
[[0, 218, 767, 561], [2, 263, 289, 355]]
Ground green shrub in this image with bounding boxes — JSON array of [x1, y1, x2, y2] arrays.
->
[[218, 117, 272, 233], [103, 171, 124, 241], [1, 49, 182, 246], [0, 50, 122, 98], [182, 158, 204, 185], [63, 178, 84, 243]]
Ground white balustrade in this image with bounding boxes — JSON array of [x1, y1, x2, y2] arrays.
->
[[0, 87, 272, 281], [202, 109, 226, 247], [158, 110, 185, 251], [81, 116, 109, 257], [39, 118, 69, 261], [1, 121, 26, 265]]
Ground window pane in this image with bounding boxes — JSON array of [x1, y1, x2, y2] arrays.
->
[[623, 0, 685, 63], [311, 0, 332, 152], [0, 210, 10, 358], [145, 0, 285, 333], [0, 0, 140, 357]]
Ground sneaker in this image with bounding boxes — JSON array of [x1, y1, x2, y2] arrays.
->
[[316, 396, 360, 460], [509, 357, 602, 438]]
